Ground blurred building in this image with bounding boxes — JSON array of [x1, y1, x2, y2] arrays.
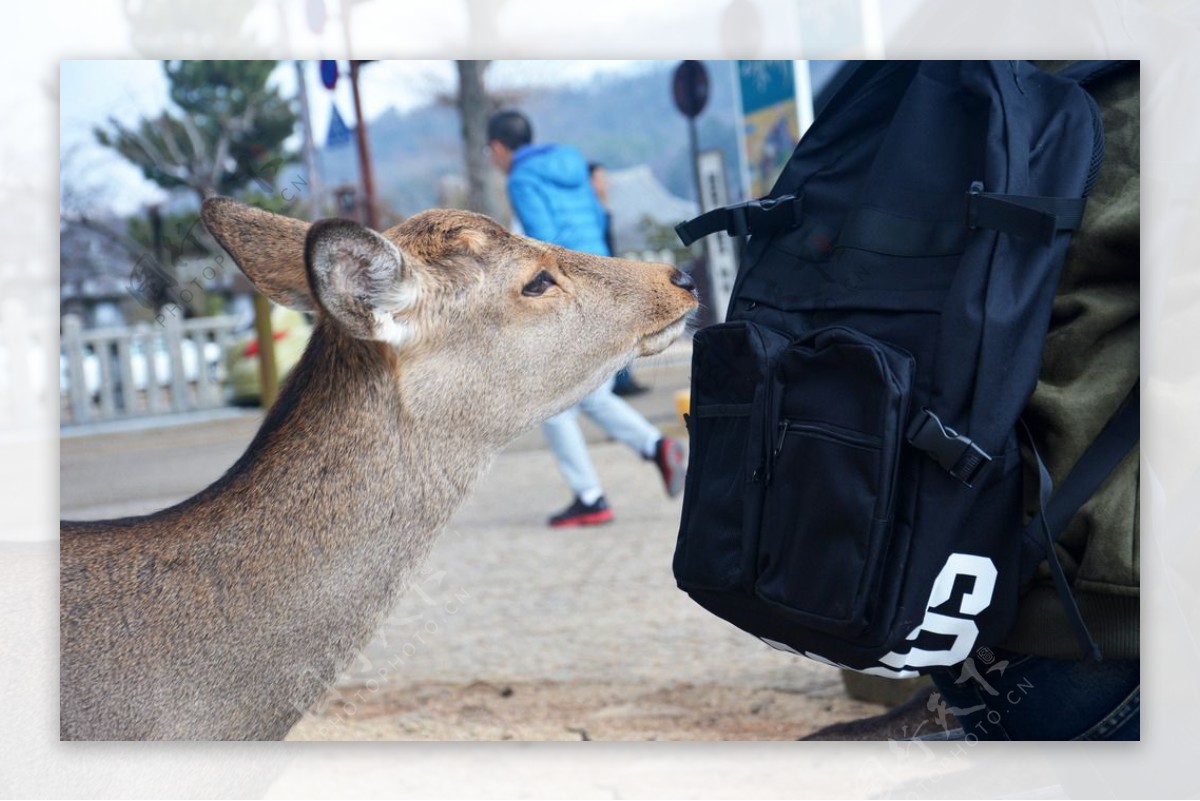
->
[[606, 165, 698, 253], [59, 222, 138, 328]]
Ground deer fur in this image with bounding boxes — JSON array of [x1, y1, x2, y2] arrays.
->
[[60, 198, 697, 740]]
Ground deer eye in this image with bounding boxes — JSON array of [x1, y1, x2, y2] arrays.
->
[[521, 270, 557, 297]]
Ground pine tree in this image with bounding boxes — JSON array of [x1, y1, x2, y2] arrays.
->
[[95, 60, 298, 202]]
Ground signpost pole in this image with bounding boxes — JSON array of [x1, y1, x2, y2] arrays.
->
[[688, 114, 701, 229], [349, 60, 379, 230], [673, 61, 739, 322], [673, 60, 710, 211]]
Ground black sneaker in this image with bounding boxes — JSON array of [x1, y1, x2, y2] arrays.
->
[[653, 437, 687, 498], [548, 496, 614, 528], [613, 381, 650, 397]]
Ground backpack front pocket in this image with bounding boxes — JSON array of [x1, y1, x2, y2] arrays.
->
[[755, 326, 914, 635], [674, 321, 790, 592]]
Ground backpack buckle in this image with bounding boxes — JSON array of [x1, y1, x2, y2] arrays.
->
[[675, 194, 804, 246], [731, 194, 804, 238], [907, 408, 992, 487]]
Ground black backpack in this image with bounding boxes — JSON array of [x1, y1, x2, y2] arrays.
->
[[672, 60, 1139, 677]]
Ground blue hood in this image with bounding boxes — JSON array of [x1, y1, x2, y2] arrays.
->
[[511, 143, 591, 190]]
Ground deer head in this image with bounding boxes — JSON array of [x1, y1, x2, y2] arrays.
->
[[202, 198, 698, 445]]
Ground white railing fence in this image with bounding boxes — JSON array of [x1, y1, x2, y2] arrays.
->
[[60, 314, 240, 426]]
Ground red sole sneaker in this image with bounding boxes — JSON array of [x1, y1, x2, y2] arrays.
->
[[656, 438, 687, 498], [549, 509, 615, 528]]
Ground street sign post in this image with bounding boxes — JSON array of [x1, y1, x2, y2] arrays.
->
[[672, 61, 726, 320], [673, 60, 710, 238], [672, 60, 709, 118], [697, 149, 737, 322]]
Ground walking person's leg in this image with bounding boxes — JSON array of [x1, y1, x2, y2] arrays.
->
[[540, 405, 613, 527], [613, 364, 648, 396], [578, 375, 687, 497], [577, 376, 659, 454]]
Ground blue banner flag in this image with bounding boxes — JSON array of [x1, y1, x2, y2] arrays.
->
[[326, 104, 353, 148]]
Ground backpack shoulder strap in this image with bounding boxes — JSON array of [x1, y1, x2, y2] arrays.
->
[[1024, 381, 1140, 560], [1019, 381, 1140, 659]]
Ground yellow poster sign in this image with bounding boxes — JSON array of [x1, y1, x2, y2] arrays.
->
[[738, 61, 800, 199]]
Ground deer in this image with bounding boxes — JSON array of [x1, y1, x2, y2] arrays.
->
[[60, 197, 698, 740]]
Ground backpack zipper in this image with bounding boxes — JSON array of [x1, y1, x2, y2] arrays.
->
[[780, 420, 883, 450], [767, 420, 883, 485]]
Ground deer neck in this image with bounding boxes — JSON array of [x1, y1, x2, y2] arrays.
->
[[184, 320, 492, 654]]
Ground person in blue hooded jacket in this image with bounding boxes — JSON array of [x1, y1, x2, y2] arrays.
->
[[487, 109, 686, 527]]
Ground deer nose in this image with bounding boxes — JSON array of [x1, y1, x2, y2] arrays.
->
[[670, 269, 697, 294]]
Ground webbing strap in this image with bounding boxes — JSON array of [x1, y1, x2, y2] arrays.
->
[[1024, 383, 1140, 549], [1018, 382, 1140, 659], [675, 194, 803, 247], [836, 207, 968, 258], [1021, 383, 1139, 568], [677, 183, 1086, 253], [967, 181, 1088, 245], [1019, 421, 1102, 662]]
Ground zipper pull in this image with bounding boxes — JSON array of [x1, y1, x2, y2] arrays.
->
[[774, 420, 789, 457], [765, 420, 789, 485]]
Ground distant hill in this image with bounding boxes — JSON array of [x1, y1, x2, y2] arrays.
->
[[316, 61, 744, 219]]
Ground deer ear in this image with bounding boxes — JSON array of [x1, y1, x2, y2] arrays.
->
[[304, 218, 419, 343], [201, 197, 315, 311]]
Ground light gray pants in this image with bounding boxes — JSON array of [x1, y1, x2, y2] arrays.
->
[[541, 375, 661, 498]]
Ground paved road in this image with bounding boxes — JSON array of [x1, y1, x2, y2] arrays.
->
[[60, 359, 862, 738]]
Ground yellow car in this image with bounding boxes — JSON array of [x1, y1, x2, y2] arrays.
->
[[224, 307, 313, 405]]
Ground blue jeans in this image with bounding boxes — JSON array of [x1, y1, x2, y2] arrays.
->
[[541, 375, 661, 498], [928, 650, 1140, 740]]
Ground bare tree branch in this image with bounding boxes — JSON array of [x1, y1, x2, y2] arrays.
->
[[62, 212, 145, 260], [105, 115, 192, 187], [152, 116, 190, 170], [177, 112, 209, 171]]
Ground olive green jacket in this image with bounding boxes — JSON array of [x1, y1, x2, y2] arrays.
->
[[1001, 62, 1140, 660]]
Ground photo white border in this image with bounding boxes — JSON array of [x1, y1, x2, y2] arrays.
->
[[3, 0, 1193, 796]]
